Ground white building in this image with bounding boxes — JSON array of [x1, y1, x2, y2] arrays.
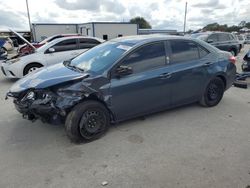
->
[[32, 22, 138, 42], [32, 23, 78, 42], [77, 22, 138, 40]]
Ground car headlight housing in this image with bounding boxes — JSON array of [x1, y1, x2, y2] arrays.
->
[[26, 91, 35, 100], [21, 90, 53, 103]]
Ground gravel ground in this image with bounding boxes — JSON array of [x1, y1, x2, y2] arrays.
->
[[0, 45, 249, 188]]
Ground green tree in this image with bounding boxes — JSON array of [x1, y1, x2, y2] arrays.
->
[[130, 17, 152, 29]]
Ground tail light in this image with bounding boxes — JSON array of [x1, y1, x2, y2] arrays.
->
[[229, 56, 236, 64]]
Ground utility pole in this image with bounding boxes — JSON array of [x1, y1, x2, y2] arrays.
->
[[183, 2, 187, 34], [26, 0, 33, 41]]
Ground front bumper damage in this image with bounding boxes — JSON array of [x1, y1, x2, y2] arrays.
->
[[6, 88, 87, 124]]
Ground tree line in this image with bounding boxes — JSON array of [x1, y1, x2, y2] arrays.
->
[[202, 21, 250, 32]]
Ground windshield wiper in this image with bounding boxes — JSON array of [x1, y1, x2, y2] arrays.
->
[[63, 60, 84, 73]]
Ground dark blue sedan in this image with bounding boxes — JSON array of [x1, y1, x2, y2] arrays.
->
[[7, 35, 236, 142]]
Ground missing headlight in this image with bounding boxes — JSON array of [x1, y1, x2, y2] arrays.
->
[[26, 91, 35, 100]]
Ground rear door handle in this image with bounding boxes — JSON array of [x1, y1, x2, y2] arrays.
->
[[159, 72, 172, 79], [203, 62, 214, 67]]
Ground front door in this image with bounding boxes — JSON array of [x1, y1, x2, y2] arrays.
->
[[110, 41, 172, 121], [44, 38, 79, 66]]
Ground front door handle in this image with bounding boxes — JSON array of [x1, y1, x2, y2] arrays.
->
[[203, 62, 213, 67], [159, 72, 172, 79]]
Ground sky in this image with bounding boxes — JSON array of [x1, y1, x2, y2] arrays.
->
[[0, 0, 249, 31]]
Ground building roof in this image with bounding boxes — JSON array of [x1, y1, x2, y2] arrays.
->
[[32, 22, 137, 26]]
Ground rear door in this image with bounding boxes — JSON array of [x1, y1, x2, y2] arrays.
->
[[168, 39, 210, 105], [216, 33, 231, 51], [110, 41, 172, 120], [44, 38, 78, 66]]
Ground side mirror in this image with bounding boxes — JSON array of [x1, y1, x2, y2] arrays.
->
[[207, 39, 213, 43], [48, 47, 55, 53], [115, 65, 133, 77]]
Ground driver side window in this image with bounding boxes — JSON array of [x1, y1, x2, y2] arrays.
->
[[121, 42, 166, 74], [49, 39, 78, 53]]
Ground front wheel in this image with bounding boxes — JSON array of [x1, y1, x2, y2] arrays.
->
[[23, 63, 43, 76], [65, 100, 110, 143], [199, 77, 225, 107]]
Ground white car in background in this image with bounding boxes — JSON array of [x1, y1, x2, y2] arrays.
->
[[1, 36, 104, 78]]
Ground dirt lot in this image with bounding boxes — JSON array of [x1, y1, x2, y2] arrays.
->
[[0, 46, 249, 188]]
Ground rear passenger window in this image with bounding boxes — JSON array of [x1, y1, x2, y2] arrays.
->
[[170, 40, 199, 63], [218, 33, 231, 41], [207, 34, 218, 42], [52, 39, 77, 52], [122, 42, 166, 74], [79, 38, 100, 49]]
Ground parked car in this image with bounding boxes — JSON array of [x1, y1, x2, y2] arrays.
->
[[0, 36, 14, 53], [19, 33, 81, 56], [6, 35, 236, 142], [1, 36, 104, 78], [245, 34, 250, 44], [236, 34, 245, 51], [191, 32, 240, 56]]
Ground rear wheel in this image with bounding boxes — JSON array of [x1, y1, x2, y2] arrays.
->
[[200, 77, 225, 107], [23, 63, 43, 76], [65, 100, 110, 143]]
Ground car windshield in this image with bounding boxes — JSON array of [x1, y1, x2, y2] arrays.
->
[[191, 33, 209, 41], [36, 40, 58, 52], [38, 36, 54, 44], [67, 41, 133, 74]]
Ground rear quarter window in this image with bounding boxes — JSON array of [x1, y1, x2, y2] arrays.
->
[[198, 46, 210, 58]]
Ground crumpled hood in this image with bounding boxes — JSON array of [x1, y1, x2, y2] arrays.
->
[[9, 63, 89, 93]]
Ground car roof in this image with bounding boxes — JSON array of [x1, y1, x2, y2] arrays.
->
[[192, 31, 233, 35], [49, 36, 105, 44], [111, 34, 189, 45]]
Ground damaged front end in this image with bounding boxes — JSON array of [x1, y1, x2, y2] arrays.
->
[[6, 81, 97, 125]]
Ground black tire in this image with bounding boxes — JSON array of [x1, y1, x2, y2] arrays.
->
[[65, 100, 110, 143], [199, 77, 225, 107], [23, 63, 43, 76]]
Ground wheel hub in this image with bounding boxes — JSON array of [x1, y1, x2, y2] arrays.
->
[[208, 83, 218, 100], [80, 110, 105, 135], [28, 67, 38, 73]]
